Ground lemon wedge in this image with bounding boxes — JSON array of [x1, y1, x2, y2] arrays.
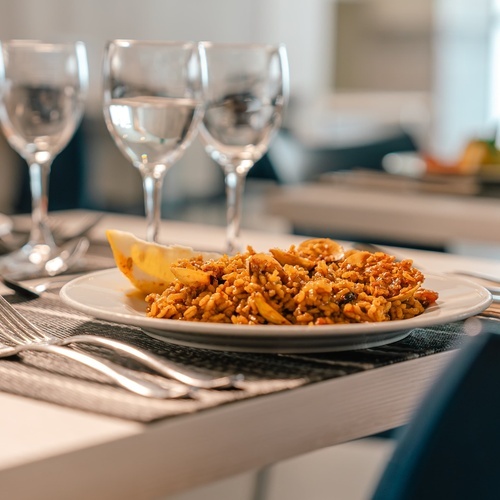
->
[[106, 229, 220, 295]]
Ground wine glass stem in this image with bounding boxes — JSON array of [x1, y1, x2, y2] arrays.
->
[[142, 173, 165, 243], [28, 160, 56, 248], [225, 169, 247, 255]]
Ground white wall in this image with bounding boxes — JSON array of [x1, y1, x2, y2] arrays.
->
[[432, 0, 494, 161], [0, 0, 495, 212], [0, 0, 335, 117]]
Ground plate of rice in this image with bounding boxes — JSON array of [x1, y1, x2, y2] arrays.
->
[[60, 239, 492, 353]]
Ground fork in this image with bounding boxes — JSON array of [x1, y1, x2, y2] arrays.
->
[[0, 303, 187, 400], [0, 340, 190, 399], [0, 294, 241, 389]]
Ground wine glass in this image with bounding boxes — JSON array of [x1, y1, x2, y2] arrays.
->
[[198, 42, 289, 254], [0, 40, 88, 275], [102, 40, 205, 243]]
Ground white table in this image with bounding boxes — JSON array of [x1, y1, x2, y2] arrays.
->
[[0, 212, 498, 499]]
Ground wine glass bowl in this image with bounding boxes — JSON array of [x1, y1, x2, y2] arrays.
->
[[198, 42, 289, 254], [102, 40, 205, 243], [0, 40, 88, 275]]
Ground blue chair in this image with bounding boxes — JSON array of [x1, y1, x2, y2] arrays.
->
[[371, 328, 500, 500]]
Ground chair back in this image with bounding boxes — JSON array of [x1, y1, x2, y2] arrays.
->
[[372, 329, 500, 500]]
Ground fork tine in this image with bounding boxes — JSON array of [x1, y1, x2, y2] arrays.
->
[[0, 296, 192, 399], [0, 297, 34, 342], [0, 296, 243, 390], [0, 299, 38, 343], [0, 295, 51, 344]]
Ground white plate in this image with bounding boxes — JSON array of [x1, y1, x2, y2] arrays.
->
[[0, 213, 12, 238], [60, 269, 492, 353]]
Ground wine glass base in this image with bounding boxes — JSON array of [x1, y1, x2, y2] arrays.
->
[[0, 238, 89, 278], [0, 243, 53, 275]]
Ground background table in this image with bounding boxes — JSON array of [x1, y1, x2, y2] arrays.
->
[[265, 182, 500, 252]]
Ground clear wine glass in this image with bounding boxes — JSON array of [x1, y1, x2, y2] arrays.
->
[[0, 40, 88, 274], [102, 40, 205, 243], [198, 42, 289, 254]]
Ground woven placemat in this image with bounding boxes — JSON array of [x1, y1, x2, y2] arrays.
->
[[0, 284, 482, 423]]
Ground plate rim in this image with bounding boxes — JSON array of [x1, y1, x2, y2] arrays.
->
[[60, 267, 492, 341]]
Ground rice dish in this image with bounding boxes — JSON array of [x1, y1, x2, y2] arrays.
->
[[145, 238, 438, 326]]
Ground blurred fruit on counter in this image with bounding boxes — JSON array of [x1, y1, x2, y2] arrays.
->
[[424, 138, 500, 177]]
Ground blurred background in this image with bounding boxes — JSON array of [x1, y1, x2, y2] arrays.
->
[[0, 0, 497, 239], [0, 3, 496, 498]]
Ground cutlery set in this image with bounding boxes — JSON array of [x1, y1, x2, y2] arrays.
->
[[0, 212, 103, 256], [0, 275, 66, 299], [0, 212, 101, 290], [0, 278, 243, 399], [0, 213, 244, 399]]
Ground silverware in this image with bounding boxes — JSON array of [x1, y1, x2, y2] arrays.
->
[[0, 212, 104, 255], [0, 237, 89, 298], [0, 275, 74, 299], [0, 236, 89, 281], [0, 276, 41, 299], [0, 341, 189, 399], [0, 294, 242, 390], [476, 304, 500, 320], [448, 270, 500, 286], [439, 271, 500, 294], [0, 295, 187, 399], [351, 242, 389, 254], [1, 268, 102, 299], [43, 236, 90, 276]]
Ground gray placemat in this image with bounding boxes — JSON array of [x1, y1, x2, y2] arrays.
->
[[0, 246, 489, 422]]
